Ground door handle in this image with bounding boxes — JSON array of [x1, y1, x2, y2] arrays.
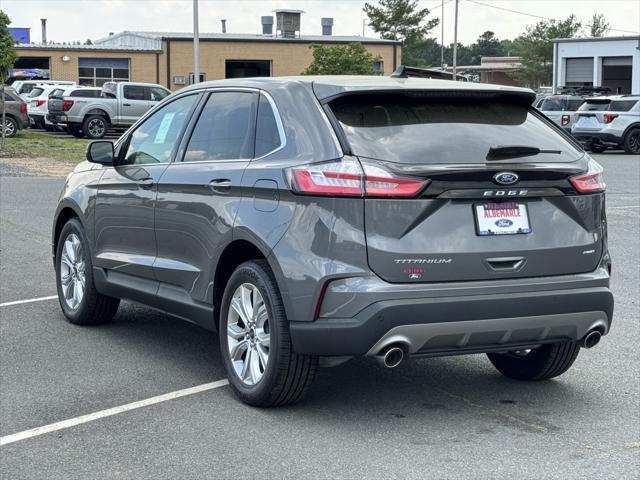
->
[[484, 257, 526, 272], [209, 179, 232, 193], [123, 103, 131, 106], [137, 177, 155, 189]]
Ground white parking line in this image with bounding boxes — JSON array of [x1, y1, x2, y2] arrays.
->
[[0, 295, 58, 308], [0, 379, 229, 447]]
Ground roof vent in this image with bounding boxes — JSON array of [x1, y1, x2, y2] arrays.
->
[[261, 16, 274, 35], [274, 9, 304, 38], [321, 18, 333, 36], [221, 19, 227, 33]]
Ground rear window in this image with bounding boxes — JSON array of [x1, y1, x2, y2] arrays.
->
[[580, 100, 611, 111], [330, 93, 582, 164], [69, 89, 101, 98], [608, 100, 638, 112], [540, 97, 582, 111], [28, 87, 45, 98]]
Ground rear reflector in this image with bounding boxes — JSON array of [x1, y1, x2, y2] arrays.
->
[[288, 158, 427, 198], [570, 159, 605, 193], [603, 113, 618, 124], [561, 114, 570, 126]]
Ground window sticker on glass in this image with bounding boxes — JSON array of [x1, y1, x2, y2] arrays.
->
[[154, 112, 176, 144]]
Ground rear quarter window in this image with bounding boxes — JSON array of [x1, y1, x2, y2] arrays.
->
[[330, 93, 583, 164], [608, 100, 638, 112], [28, 87, 45, 98]]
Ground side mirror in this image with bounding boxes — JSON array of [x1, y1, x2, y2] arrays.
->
[[86, 141, 114, 165]]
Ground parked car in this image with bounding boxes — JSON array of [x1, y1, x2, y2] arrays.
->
[[14, 80, 76, 100], [43, 86, 104, 136], [539, 94, 585, 132], [48, 81, 170, 139], [572, 95, 640, 154], [26, 84, 64, 130], [1, 89, 29, 137], [52, 76, 613, 407]]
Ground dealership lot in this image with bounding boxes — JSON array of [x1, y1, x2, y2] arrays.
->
[[0, 154, 638, 478]]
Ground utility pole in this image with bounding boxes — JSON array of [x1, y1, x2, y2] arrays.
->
[[362, 19, 365, 37], [440, 0, 444, 69], [452, 0, 459, 80], [193, 0, 200, 84]]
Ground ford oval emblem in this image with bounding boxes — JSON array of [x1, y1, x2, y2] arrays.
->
[[494, 172, 519, 185], [495, 219, 514, 227]]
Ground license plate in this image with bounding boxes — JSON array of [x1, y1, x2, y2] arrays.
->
[[577, 116, 600, 129], [475, 202, 531, 236]]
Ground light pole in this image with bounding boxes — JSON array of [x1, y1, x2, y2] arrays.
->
[[193, 0, 200, 84], [440, 0, 444, 69], [452, 0, 459, 80]]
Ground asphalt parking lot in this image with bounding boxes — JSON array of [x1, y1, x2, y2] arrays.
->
[[1, 153, 638, 479]]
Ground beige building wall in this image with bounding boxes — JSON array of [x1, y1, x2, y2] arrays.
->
[[16, 40, 400, 90], [15, 48, 160, 84], [164, 40, 399, 89]]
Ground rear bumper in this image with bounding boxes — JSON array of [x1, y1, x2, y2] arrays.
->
[[47, 113, 68, 124], [572, 131, 623, 145], [289, 268, 613, 357]]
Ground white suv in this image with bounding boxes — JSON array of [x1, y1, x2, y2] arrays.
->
[[572, 95, 640, 154]]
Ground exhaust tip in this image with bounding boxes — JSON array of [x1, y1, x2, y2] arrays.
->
[[382, 346, 404, 368], [581, 330, 602, 349]]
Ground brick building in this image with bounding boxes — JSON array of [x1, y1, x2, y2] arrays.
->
[[12, 12, 400, 90]]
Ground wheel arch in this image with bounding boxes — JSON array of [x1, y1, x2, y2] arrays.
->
[[622, 122, 640, 138], [213, 237, 289, 327], [52, 201, 86, 263], [84, 109, 111, 125]]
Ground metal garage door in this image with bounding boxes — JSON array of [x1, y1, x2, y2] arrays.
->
[[565, 58, 594, 83]]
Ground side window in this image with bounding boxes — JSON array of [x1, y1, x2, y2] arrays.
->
[[183, 91, 257, 162], [255, 95, 282, 157], [149, 87, 170, 102], [123, 85, 148, 101], [122, 95, 197, 166]]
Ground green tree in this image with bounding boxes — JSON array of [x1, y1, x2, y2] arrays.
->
[[303, 43, 379, 75], [513, 15, 582, 88], [587, 13, 610, 37], [0, 10, 17, 144], [470, 31, 503, 64], [363, 0, 439, 65]]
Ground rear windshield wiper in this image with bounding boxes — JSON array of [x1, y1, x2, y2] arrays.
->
[[487, 145, 562, 161]]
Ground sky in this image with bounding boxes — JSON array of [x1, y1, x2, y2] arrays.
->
[[1, 0, 639, 45]]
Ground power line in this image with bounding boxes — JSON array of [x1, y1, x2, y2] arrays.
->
[[465, 0, 640, 34]]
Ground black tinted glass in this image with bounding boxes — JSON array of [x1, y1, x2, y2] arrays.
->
[[123, 85, 148, 101], [331, 93, 583, 164], [255, 95, 281, 157], [609, 100, 638, 112], [184, 91, 257, 162], [70, 89, 101, 98]]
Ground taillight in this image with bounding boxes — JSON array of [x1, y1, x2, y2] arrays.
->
[[35, 99, 46, 107], [287, 158, 427, 198], [62, 100, 74, 111], [603, 113, 618, 124], [561, 114, 570, 126], [20, 103, 27, 114], [570, 159, 605, 193]]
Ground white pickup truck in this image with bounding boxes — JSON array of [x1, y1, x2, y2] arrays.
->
[[47, 81, 171, 139]]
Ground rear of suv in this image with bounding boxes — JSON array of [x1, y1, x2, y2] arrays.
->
[[539, 94, 584, 132], [52, 77, 613, 407], [572, 95, 640, 153]]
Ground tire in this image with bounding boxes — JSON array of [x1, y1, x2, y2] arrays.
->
[[82, 114, 108, 139], [2, 117, 18, 138], [487, 341, 580, 381], [622, 127, 640, 154], [588, 143, 607, 154], [219, 260, 318, 407], [67, 124, 85, 138], [33, 119, 45, 130], [55, 218, 119, 325]]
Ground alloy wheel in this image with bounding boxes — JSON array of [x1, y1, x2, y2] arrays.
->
[[3, 120, 16, 137], [629, 131, 640, 154], [59, 233, 86, 310], [87, 118, 105, 137], [226, 283, 270, 386]]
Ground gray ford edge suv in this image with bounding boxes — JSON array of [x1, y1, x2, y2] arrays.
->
[[52, 76, 614, 407]]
